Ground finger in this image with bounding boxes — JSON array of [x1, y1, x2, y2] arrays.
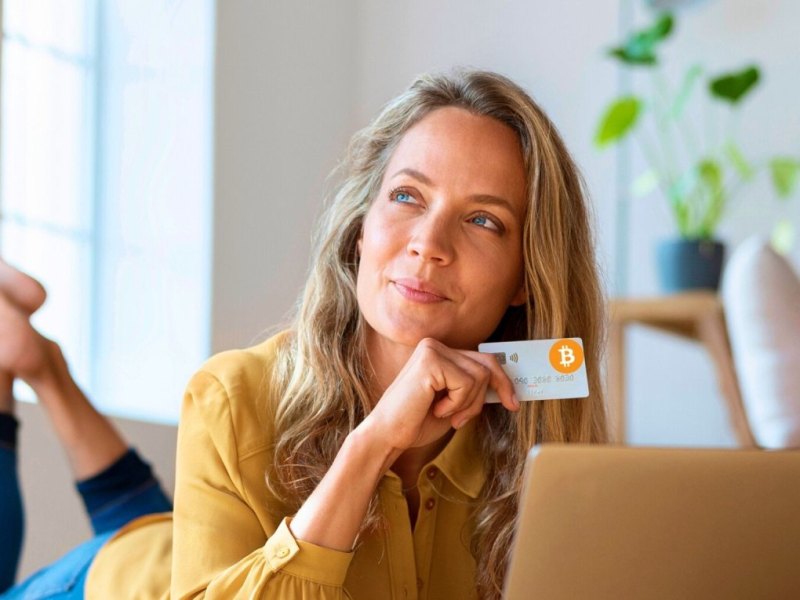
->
[[468, 350, 519, 412], [0, 258, 47, 316], [431, 351, 491, 418], [416, 342, 481, 419], [432, 345, 518, 412], [448, 375, 490, 429], [427, 356, 479, 419]]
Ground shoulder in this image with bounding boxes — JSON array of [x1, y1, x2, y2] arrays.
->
[[195, 329, 291, 395], [182, 330, 294, 457]]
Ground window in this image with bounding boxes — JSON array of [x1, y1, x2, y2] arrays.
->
[[1, 0, 214, 424]]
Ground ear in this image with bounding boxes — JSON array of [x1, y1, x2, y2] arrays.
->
[[509, 282, 526, 307]]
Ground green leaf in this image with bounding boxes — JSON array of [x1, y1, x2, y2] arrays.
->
[[650, 13, 674, 39], [772, 219, 795, 254], [697, 159, 725, 235], [608, 47, 656, 65], [671, 64, 702, 118], [709, 66, 760, 104], [595, 97, 642, 147], [770, 157, 800, 198], [698, 159, 723, 190], [724, 142, 755, 181], [608, 13, 673, 66]]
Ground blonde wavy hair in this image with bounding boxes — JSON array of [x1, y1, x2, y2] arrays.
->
[[268, 69, 608, 599]]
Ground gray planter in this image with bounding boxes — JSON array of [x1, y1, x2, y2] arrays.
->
[[656, 238, 726, 293]]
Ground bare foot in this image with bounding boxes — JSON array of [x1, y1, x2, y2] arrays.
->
[[0, 258, 47, 315], [0, 259, 48, 414]]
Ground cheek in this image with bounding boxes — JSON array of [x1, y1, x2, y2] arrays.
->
[[359, 212, 401, 269], [356, 216, 389, 295], [469, 248, 524, 307]]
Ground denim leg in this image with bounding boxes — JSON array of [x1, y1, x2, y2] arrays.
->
[[0, 415, 23, 594], [0, 531, 114, 600], [75, 447, 172, 536], [0, 447, 172, 599]]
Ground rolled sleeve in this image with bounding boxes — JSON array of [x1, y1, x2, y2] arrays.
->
[[264, 517, 354, 587]]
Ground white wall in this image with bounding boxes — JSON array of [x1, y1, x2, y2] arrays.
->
[[211, 0, 359, 352]]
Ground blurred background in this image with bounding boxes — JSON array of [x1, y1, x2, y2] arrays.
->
[[2, 0, 798, 577]]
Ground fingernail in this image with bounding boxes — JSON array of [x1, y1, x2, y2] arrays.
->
[[512, 394, 520, 408]]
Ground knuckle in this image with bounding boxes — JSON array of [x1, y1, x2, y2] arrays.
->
[[419, 337, 439, 350]]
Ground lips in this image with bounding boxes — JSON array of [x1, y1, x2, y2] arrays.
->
[[392, 278, 450, 303]]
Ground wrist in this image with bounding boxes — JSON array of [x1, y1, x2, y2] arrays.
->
[[349, 419, 403, 473]]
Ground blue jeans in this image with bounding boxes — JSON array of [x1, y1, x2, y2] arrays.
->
[[0, 424, 172, 600]]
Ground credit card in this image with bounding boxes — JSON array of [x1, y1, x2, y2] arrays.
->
[[478, 338, 589, 402]]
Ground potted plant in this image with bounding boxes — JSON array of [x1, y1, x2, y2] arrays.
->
[[595, 12, 799, 293]]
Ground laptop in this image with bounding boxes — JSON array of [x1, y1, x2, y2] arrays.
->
[[503, 444, 800, 599]]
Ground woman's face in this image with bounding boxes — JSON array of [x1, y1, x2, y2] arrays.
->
[[356, 106, 528, 351]]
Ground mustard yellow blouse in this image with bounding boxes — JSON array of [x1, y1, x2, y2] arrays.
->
[[85, 332, 486, 599]]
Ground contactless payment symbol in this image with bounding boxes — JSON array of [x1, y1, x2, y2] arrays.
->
[[548, 339, 584, 374]]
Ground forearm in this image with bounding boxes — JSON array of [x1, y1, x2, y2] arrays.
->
[[289, 423, 401, 552]]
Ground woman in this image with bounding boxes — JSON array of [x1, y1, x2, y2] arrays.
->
[[172, 68, 606, 599], [1, 69, 606, 599]]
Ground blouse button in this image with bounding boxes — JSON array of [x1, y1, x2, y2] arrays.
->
[[425, 497, 436, 510], [426, 467, 437, 480], [276, 547, 289, 558]]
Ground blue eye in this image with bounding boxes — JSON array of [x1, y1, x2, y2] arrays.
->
[[390, 188, 418, 205], [470, 214, 500, 231]]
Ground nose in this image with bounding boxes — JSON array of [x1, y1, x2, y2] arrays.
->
[[406, 211, 455, 265]]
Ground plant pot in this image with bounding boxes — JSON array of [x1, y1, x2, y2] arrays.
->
[[655, 238, 725, 293]]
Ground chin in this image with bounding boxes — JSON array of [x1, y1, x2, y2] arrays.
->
[[375, 319, 485, 351]]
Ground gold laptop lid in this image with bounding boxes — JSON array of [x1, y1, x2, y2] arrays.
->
[[504, 444, 800, 600]]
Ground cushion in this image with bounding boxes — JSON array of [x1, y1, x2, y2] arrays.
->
[[721, 236, 800, 448]]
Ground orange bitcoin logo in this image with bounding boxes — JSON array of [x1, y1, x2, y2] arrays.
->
[[548, 339, 584, 374]]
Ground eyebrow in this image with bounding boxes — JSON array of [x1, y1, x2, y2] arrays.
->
[[390, 167, 518, 215]]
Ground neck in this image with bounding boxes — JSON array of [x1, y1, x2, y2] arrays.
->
[[364, 327, 416, 404]]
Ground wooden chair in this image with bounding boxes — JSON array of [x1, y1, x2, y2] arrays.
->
[[607, 291, 758, 447]]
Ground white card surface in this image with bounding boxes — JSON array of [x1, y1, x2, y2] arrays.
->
[[478, 338, 589, 402]]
